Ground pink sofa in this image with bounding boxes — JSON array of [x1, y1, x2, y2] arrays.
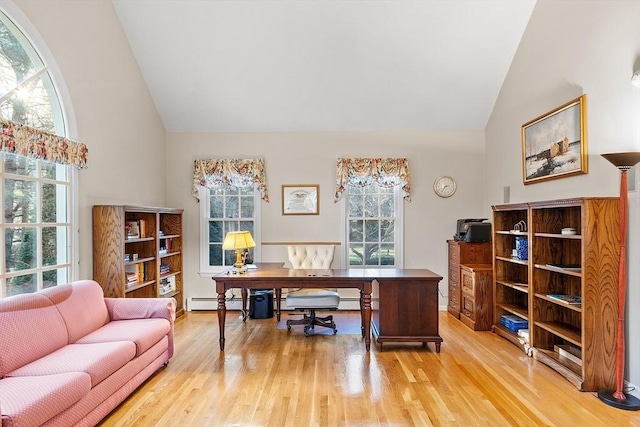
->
[[0, 280, 176, 427]]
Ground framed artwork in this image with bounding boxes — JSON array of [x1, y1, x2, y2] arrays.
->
[[522, 94, 587, 184], [282, 184, 319, 215]]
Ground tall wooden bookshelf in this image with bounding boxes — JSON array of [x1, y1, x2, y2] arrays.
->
[[492, 197, 619, 391], [92, 205, 184, 318]]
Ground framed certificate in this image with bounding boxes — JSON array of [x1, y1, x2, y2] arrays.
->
[[282, 184, 319, 215]]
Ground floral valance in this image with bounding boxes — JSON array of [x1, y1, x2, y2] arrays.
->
[[0, 120, 88, 169], [193, 158, 269, 202], [334, 158, 411, 202]]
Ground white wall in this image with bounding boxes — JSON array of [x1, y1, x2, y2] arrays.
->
[[166, 130, 487, 308], [10, 0, 168, 279], [485, 0, 640, 388]]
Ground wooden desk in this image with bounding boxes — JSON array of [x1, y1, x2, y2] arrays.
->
[[214, 263, 443, 352]]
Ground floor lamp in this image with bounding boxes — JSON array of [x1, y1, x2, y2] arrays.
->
[[598, 152, 640, 410]]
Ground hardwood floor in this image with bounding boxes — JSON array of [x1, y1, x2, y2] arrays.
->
[[100, 311, 640, 426]]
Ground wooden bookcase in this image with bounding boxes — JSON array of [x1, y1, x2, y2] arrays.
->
[[492, 198, 619, 391], [92, 205, 184, 318]]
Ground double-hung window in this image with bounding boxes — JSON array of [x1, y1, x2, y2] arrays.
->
[[0, 10, 77, 297], [336, 158, 411, 270], [346, 182, 403, 268], [199, 183, 260, 274]]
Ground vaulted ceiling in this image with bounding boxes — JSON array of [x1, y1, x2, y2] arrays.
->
[[113, 0, 536, 133]]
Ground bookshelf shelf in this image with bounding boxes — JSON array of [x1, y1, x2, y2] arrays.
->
[[492, 197, 619, 391], [93, 205, 184, 318]]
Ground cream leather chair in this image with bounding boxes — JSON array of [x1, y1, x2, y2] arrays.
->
[[286, 245, 340, 336]]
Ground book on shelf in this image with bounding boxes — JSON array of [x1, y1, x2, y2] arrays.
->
[[139, 219, 147, 238], [547, 294, 581, 305], [125, 263, 144, 283], [546, 263, 581, 271]]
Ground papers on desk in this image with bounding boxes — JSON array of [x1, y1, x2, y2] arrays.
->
[[245, 264, 257, 269]]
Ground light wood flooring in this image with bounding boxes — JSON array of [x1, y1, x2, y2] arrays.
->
[[100, 311, 640, 426]]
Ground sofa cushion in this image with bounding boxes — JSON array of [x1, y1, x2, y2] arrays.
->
[[41, 280, 110, 343], [0, 293, 68, 376], [76, 318, 171, 356], [0, 372, 91, 427], [7, 341, 136, 387]]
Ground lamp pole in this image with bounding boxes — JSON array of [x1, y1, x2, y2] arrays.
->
[[598, 152, 640, 410]]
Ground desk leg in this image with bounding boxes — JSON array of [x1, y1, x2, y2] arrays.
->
[[362, 281, 372, 351], [241, 288, 248, 321], [217, 283, 227, 351], [275, 288, 282, 321]]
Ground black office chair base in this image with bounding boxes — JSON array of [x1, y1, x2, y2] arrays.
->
[[286, 310, 337, 336]]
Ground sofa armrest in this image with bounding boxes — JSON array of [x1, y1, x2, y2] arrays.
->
[[105, 297, 176, 324]]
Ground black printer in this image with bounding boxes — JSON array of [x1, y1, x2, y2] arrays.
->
[[454, 218, 492, 242]]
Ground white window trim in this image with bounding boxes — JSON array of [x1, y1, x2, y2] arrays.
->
[[340, 185, 404, 269], [197, 184, 261, 277], [0, 3, 80, 292]]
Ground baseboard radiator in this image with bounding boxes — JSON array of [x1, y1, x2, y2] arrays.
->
[[186, 296, 367, 312]]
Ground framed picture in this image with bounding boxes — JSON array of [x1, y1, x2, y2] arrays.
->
[[282, 184, 319, 215], [522, 95, 587, 184]]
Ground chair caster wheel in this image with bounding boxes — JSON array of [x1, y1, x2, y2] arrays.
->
[[287, 325, 291, 332]]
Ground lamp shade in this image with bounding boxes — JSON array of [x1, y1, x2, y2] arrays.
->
[[601, 152, 640, 170], [222, 231, 256, 250]]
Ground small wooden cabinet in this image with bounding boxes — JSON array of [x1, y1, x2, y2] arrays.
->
[[92, 205, 184, 318], [460, 264, 493, 331], [447, 240, 492, 319]]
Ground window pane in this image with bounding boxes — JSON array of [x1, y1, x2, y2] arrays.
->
[[349, 219, 363, 242], [42, 226, 68, 266], [6, 273, 37, 296], [380, 243, 395, 265], [240, 196, 254, 217], [381, 220, 394, 242], [209, 244, 222, 266], [349, 244, 364, 266], [364, 194, 378, 217], [209, 195, 223, 217], [42, 183, 68, 223], [209, 221, 223, 243], [365, 243, 379, 266], [5, 226, 37, 271], [224, 196, 239, 218], [43, 267, 68, 288], [5, 178, 37, 224], [364, 220, 379, 242], [380, 194, 394, 217], [348, 194, 363, 216]]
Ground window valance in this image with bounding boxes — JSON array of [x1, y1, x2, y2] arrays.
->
[[334, 157, 411, 202], [193, 158, 269, 202], [0, 120, 88, 169]]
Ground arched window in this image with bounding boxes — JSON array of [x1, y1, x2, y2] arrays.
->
[[0, 9, 76, 297]]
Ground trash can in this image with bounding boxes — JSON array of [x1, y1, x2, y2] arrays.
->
[[249, 289, 274, 319]]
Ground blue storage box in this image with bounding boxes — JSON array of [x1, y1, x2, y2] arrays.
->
[[501, 314, 528, 332]]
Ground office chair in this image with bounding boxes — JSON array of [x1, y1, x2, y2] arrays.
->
[[286, 245, 340, 336]]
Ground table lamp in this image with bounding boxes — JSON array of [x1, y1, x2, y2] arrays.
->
[[598, 151, 640, 410], [222, 231, 256, 273]]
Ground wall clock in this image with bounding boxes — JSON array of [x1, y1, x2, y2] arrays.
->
[[433, 176, 457, 198]]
